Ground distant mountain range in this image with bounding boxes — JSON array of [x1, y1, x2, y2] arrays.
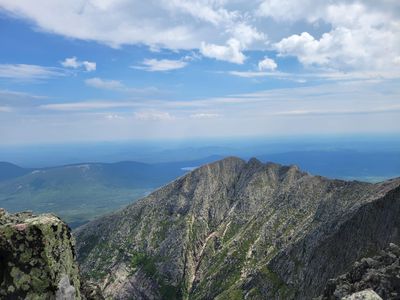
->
[[0, 156, 221, 227], [262, 150, 400, 182], [75, 157, 400, 299], [1, 150, 399, 228], [0, 162, 33, 181]]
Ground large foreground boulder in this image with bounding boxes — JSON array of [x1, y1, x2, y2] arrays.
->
[[320, 243, 400, 300], [0, 209, 81, 299]]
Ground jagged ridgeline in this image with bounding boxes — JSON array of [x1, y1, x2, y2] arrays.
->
[[74, 157, 400, 299]]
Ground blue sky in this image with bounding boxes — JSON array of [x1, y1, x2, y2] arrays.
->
[[0, 0, 399, 144]]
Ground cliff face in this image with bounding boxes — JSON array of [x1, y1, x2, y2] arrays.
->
[[0, 209, 81, 299], [74, 157, 400, 299]]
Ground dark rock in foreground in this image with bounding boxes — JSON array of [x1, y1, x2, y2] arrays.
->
[[0, 209, 81, 299], [321, 243, 400, 300]]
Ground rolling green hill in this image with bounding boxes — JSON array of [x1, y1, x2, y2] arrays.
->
[[0, 158, 219, 227]]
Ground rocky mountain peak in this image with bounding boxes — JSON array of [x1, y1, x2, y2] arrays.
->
[[73, 157, 400, 299]]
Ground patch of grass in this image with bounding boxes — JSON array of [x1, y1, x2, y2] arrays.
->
[[216, 288, 243, 300], [130, 251, 157, 277], [259, 266, 293, 298], [130, 251, 181, 299]]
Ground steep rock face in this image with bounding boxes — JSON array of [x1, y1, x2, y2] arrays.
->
[[260, 180, 400, 299], [0, 209, 81, 299], [75, 157, 400, 299], [320, 243, 400, 300]]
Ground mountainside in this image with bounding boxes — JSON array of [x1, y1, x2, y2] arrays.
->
[[0, 157, 217, 228], [74, 157, 400, 299]]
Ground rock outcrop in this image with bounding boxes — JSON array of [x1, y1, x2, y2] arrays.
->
[[0, 209, 81, 299], [320, 243, 400, 300], [74, 157, 400, 299]]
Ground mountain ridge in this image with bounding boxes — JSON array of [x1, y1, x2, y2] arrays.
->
[[75, 157, 400, 299], [0, 156, 222, 227]]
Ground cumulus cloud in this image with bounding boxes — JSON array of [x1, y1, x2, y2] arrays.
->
[[0, 64, 64, 80], [269, 2, 400, 74], [0, 0, 399, 73], [133, 59, 188, 72], [257, 0, 325, 22], [61, 57, 96, 72], [0, 0, 260, 52], [258, 57, 277, 71], [201, 39, 246, 64]]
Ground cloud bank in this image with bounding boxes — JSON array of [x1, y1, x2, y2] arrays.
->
[[1, 0, 398, 72]]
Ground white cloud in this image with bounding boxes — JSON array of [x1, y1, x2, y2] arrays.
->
[[0, 0, 259, 52], [257, 0, 324, 22], [0, 0, 399, 74], [133, 59, 188, 72], [228, 71, 278, 78], [201, 38, 246, 64], [269, 2, 400, 74], [1, 0, 398, 73], [40, 101, 139, 111], [0, 106, 12, 112], [85, 77, 160, 95], [105, 114, 124, 120], [134, 110, 175, 121], [273, 105, 400, 116], [3, 80, 400, 143], [190, 113, 221, 119], [83, 61, 96, 72], [61, 57, 96, 72], [229, 23, 265, 47], [85, 78, 124, 90], [258, 57, 277, 71], [0, 64, 64, 80], [226, 57, 279, 78], [61, 57, 80, 69]]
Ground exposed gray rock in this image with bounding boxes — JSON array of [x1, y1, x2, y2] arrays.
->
[[74, 157, 400, 299], [56, 275, 76, 300], [321, 243, 400, 300], [342, 289, 383, 300], [80, 278, 105, 300]]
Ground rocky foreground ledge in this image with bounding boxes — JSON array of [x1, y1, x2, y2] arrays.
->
[[0, 208, 82, 299], [320, 243, 400, 300]]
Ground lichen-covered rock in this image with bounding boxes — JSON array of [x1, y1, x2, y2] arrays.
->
[[342, 289, 383, 300], [0, 209, 81, 299], [320, 243, 400, 300]]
